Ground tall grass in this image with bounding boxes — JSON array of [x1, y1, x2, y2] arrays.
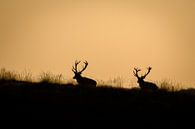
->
[[0, 68, 19, 81], [157, 79, 181, 91], [97, 76, 125, 88], [0, 68, 65, 84], [0, 68, 34, 82], [38, 71, 64, 84]]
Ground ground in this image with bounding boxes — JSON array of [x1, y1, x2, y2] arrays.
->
[[0, 80, 195, 128]]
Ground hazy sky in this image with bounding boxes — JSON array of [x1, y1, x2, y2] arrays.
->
[[0, 0, 194, 87]]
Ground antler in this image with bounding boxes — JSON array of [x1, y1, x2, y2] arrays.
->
[[133, 67, 141, 78], [79, 60, 88, 73], [72, 60, 81, 73], [142, 66, 152, 79]]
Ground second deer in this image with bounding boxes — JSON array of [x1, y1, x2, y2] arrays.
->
[[133, 67, 158, 91]]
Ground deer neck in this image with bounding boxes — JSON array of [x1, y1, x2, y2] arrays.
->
[[76, 75, 84, 81], [138, 79, 145, 85]]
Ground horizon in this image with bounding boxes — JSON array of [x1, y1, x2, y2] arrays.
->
[[0, 0, 194, 88], [0, 66, 189, 89]]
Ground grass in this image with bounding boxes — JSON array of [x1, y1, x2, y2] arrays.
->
[[0, 68, 194, 128], [38, 71, 63, 84], [0, 68, 19, 82]]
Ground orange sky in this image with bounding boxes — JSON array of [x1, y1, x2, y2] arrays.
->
[[0, 0, 194, 87]]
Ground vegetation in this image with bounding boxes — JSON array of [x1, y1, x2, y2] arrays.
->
[[0, 68, 194, 128]]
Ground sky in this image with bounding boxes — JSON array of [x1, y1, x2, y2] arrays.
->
[[0, 0, 194, 88]]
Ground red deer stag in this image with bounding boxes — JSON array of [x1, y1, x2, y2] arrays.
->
[[133, 67, 158, 91], [72, 60, 97, 87]]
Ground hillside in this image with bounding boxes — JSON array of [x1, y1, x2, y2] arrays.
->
[[0, 80, 195, 128]]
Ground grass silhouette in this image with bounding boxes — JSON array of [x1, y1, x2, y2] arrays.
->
[[0, 68, 194, 128]]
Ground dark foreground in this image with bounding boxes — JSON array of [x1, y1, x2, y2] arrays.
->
[[0, 80, 195, 128]]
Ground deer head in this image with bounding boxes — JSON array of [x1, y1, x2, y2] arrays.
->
[[133, 67, 152, 83], [72, 60, 88, 79]]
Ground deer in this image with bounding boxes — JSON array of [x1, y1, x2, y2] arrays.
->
[[72, 60, 97, 87], [133, 67, 158, 91]]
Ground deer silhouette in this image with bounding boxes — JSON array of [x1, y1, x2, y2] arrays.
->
[[133, 67, 158, 91], [72, 60, 97, 87]]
